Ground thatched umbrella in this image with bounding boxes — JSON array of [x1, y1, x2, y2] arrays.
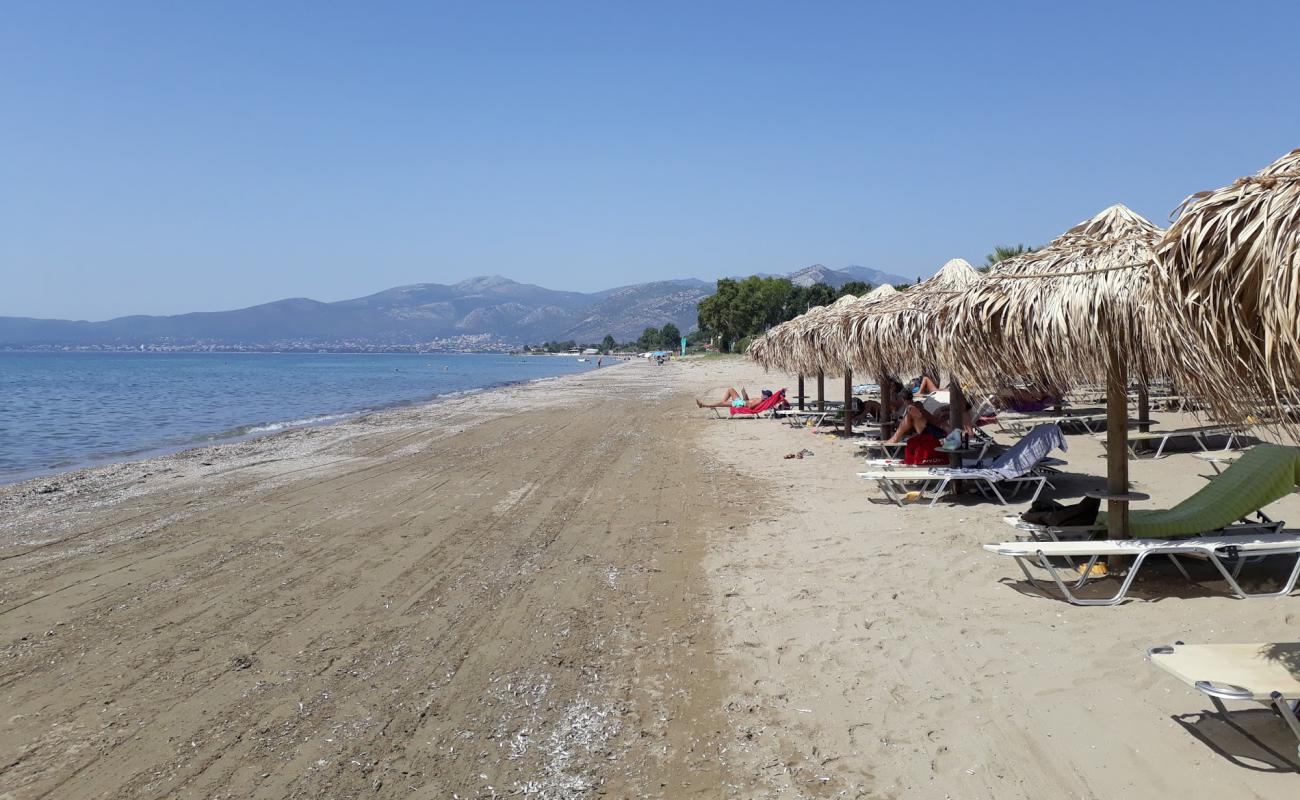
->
[[1151, 148, 1300, 425], [749, 288, 898, 420], [822, 283, 898, 369], [746, 300, 840, 409], [942, 204, 1163, 539], [845, 258, 980, 380], [843, 259, 981, 438]]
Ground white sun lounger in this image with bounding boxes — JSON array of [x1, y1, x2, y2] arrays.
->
[[1148, 642, 1300, 758], [997, 413, 1103, 437], [773, 408, 833, 428], [858, 424, 1066, 507], [983, 533, 1300, 605], [1095, 425, 1245, 459]]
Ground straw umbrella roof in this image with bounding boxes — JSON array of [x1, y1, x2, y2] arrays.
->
[[843, 258, 981, 379], [781, 293, 860, 376], [806, 284, 898, 373], [744, 303, 828, 374], [1150, 148, 1300, 422], [939, 204, 1162, 391], [748, 286, 901, 375]]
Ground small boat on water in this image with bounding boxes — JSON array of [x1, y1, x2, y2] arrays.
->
[[577, 357, 588, 362]]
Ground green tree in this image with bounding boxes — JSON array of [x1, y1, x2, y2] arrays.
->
[[983, 244, 1036, 272], [660, 323, 681, 348], [698, 277, 851, 351], [838, 280, 872, 297], [601, 334, 616, 353], [635, 327, 662, 351], [803, 282, 836, 309]]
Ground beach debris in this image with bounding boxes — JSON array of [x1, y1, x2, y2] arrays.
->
[[35, 484, 60, 494], [231, 653, 256, 671]]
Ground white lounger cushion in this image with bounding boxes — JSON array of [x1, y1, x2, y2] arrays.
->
[[983, 532, 1300, 558], [1150, 642, 1300, 702]]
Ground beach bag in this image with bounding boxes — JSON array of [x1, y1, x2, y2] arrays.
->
[[1020, 496, 1100, 527], [903, 432, 946, 466]]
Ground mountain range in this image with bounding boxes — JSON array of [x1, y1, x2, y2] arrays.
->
[[0, 265, 910, 351]]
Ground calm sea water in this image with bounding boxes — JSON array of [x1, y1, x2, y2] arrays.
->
[[0, 352, 601, 484]]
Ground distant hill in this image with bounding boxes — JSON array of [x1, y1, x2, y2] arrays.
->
[[0, 275, 714, 351], [0, 265, 909, 351], [787, 264, 912, 289]]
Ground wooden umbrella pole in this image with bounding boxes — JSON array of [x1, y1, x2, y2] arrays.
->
[[879, 374, 893, 440], [1137, 377, 1151, 433], [817, 371, 825, 412], [843, 371, 853, 436], [1106, 348, 1131, 570], [797, 375, 805, 411], [948, 380, 966, 468]]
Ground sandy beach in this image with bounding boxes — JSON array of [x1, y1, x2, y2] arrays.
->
[[3, 356, 1300, 798]]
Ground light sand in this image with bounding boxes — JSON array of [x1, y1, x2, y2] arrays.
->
[[2, 356, 1299, 798], [696, 357, 1300, 797]]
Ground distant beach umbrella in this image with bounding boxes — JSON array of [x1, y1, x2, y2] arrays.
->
[[1151, 148, 1300, 426], [784, 294, 860, 377], [845, 258, 981, 380], [820, 283, 897, 370]]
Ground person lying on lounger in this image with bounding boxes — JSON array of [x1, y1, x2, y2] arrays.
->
[[853, 378, 912, 422], [995, 387, 1060, 412], [914, 375, 942, 395], [696, 387, 770, 410], [884, 390, 974, 443]]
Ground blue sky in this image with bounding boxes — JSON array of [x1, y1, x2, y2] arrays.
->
[[3, 1, 1298, 320]]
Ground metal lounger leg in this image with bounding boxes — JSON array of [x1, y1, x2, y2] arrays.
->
[[1024, 476, 1047, 505], [1152, 435, 1169, 459], [1271, 693, 1300, 759], [982, 478, 1009, 505], [1032, 550, 1152, 605], [926, 478, 951, 507], [1203, 549, 1300, 599], [876, 478, 905, 507], [1166, 554, 1193, 582]]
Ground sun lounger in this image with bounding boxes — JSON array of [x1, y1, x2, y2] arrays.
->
[[857, 423, 1066, 507], [998, 413, 1103, 436], [1148, 642, 1300, 758], [1016, 443, 1300, 542], [984, 533, 1300, 604], [1094, 424, 1245, 459], [710, 388, 787, 419], [773, 408, 833, 428]]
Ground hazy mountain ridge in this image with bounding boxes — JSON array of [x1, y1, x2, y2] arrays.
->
[[787, 264, 912, 289], [0, 267, 908, 350]]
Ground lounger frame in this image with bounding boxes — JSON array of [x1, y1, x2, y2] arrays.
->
[[865, 470, 1051, 508], [1002, 540, 1300, 606], [1148, 643, 1300, 759]]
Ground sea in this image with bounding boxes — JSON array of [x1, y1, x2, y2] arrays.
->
[[0, 351, 603, 485]]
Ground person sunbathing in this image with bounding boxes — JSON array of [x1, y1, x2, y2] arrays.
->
[[914, 375, 942, 395], [697, 387, 766, 410], [885, 393, 974, 443], [996, 387, 1060, 412]]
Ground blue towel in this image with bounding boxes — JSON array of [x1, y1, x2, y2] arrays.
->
[[930, 423, 1066, 480]]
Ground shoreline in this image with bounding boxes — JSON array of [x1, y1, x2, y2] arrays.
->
[[0, 357, 628, 489]]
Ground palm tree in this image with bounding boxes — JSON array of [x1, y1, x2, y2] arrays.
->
[[983, 244, 1036, 272]]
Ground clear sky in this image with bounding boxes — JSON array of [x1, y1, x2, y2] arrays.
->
[[3, 1, 1298, 321]]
